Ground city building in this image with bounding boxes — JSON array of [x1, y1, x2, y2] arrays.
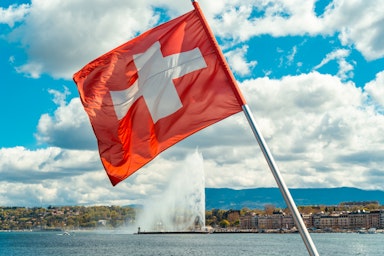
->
[[239, 209, 384, 231]]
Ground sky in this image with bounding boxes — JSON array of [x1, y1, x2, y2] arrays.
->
[[1, 0, 384, 207]]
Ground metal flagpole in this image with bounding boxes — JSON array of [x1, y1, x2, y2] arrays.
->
[[192, 1, 320, 255], [242, 105, 319, 256]]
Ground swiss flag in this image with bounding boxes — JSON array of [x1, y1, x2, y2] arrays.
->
[[73, 9, 244, 186]]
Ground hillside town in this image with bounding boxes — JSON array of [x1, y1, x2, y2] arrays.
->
[[1, 201, 384, 233], [0, 205, 136, 231]]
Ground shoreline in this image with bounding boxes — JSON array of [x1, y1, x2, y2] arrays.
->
[[2, 228, 383, 235], [134, 228, 384, 235]]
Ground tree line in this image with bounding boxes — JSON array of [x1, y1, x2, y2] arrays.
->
[[1, 202, 382, 231], [0, 205, 135, 230]]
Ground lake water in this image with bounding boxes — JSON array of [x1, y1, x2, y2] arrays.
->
[[1, 231, 383, 255]]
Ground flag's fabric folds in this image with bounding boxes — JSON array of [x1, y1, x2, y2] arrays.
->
[[73, 9, 243, 186]]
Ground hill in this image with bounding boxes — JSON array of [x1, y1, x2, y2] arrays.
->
[[205, 187, 384, 210]]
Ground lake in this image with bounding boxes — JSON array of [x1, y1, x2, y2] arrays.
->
[[1, 231, 383, 255]]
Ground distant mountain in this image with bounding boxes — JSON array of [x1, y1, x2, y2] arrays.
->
[[205, 187, 384, 210]]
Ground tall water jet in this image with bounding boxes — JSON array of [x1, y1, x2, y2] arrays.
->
[[136, 150, 205, 232]]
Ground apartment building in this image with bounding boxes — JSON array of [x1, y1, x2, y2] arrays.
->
[[239, 210, 384, 230]]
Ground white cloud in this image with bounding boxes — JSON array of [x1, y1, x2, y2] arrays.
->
[[2, 71, 384, 206], [40, 72, 384, 192], [239, 72, 384, 189], [14, 61, 43, 79], [35, 90, 96, 150], [126, 72, 384, 191], [48, 86, 71, 106], [314, 49, 349, 69], [8, 55, 15, 64], [225, 45, 257, 76], [0, 146, 99, 182], [210, 0, 384, 60], [323, 0, 384, 60], [364, 71, 384, 108], [0, 4, 30, 28], [211, 0, 324, 41], [287, 46, 297, 65], [313, 49, 354, 80], [8, 0, 161, 79], [4, 0, 384, 78], [2, 0, 384, 206], [0, 146, 203, 207]]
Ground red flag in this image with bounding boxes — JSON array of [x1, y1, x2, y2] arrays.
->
[[73, 8, 245, 186]]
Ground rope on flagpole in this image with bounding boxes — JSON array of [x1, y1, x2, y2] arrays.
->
[[191, 1, 319, 255]]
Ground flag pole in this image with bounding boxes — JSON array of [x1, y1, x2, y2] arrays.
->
[[192, 1, 319, 255], [242, 105, 319, 256]]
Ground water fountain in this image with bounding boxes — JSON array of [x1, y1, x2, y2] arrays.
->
[[135, 150, 206, 233]]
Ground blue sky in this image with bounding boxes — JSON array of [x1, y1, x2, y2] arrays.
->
[[1, 0, 384, 207]]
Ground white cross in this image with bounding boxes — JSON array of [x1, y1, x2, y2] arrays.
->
[[110, 41, 207, 123]]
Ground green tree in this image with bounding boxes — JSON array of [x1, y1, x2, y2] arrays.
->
[[219, 219, 230, 228]]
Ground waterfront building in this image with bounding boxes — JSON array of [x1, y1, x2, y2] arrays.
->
[[349, 211, 369, 230], [380, 210, 384, 228], [337, 213, 349, 229], [301, 214, 313, 228], [282, 215, 295, 229], [367, 210, 381, 229], [319, 214, 348, 230], [256, 213, 295, 230], [312, 213, 322, 229], [239, 209, 384, 231], [256, 215, 271, 229], [239, 214, 257, 229]]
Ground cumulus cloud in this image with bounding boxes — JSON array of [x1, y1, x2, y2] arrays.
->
[[0, 146, 100, 184], [210, 0, 324, 41], [210, 0, 384, 60], [0, 146, 203, 207], [35, 88, 96, 150], [364, 71, 384, 109], [2, 70, 384, 206], [0, 162, 138, 207], [0, 4, 30, 28], [323, 0, 384, 60], [239, 72, 384, 189], [1, 0, 384, 207], [3, 0, 199, 79], [33, 71, 384, 192], [14, 61, 43, 79], [105, 71, 384, 191], [7, 0, 162, 79], [3, 0, 384, 78], [225, 45, 257, 76]]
